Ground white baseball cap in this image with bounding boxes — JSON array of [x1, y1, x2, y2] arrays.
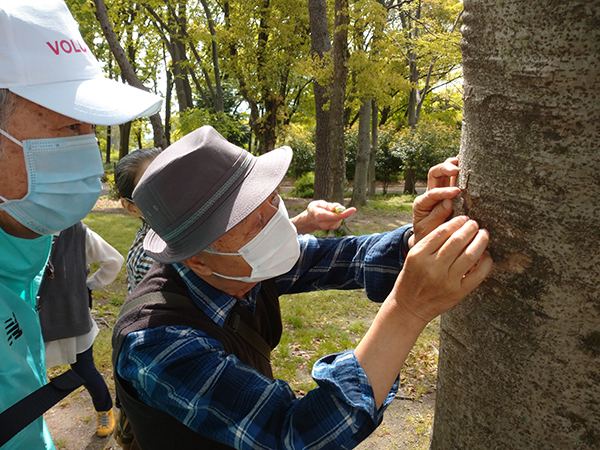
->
[[0, 0, 162, 126]]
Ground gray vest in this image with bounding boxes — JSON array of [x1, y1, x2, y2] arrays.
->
[[38, 222, 93, 342]]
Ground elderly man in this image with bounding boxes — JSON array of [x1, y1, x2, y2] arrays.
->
[[0, 1, 162, 448], [113, 125, 492, 449]]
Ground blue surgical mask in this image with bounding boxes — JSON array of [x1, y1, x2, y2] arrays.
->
[[0, 128, 103, 235]]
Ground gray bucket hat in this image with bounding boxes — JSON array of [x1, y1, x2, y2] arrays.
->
[[133, 125, 293, 263]]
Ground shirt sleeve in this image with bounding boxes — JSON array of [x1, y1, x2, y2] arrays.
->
[[117, 326, 397, 450], [84, 228, 125, 291], [276, 225, 412, 302]]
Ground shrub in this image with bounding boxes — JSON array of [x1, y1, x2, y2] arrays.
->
[[291, 172, 315, 198], [104, 173, 120, 201]]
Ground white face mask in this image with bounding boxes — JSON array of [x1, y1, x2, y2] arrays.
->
[[204, 198, 300, 283]]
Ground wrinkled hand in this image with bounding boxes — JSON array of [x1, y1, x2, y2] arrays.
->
[[411, 157, 461, 246], [393, 215, 493, 325], [291, 201, 356, 234]]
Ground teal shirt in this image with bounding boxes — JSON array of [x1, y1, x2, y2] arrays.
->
[[0, 227, 54, 450]]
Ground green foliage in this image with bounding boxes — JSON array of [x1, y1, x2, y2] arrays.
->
[[291, 172, 315, 198], [171, 109, 251, 148], [395, 121, 461, 180], [103, 173, 120, 201], [281, 127, 316, 178], [345, 121, 458, 187]]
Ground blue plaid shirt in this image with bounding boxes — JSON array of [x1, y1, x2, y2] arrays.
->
[[117, 225, 411, 449]]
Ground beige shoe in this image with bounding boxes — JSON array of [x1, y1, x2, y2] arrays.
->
[[97, 409, 115, 437]]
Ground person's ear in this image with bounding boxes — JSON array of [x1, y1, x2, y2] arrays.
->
[[181, 254, 213, 276], [120, 198, 143, 219]]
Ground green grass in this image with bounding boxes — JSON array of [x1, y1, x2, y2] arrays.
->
[[48, 197, 439, 401]]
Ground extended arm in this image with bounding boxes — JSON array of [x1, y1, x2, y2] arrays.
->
[[291, 200, 356, 234], [355, 216, 493, 407]]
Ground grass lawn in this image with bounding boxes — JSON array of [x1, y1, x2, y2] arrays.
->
[[48, 194, 439, 402]]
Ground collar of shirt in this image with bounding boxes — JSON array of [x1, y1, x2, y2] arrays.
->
[[173, 263, 260, 327]]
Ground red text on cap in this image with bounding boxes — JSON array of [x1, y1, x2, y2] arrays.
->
[[46, 40, 88, 55]]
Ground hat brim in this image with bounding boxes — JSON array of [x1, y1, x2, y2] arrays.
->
[[10, 76, 162, 126], [143, 145, 293, 263]]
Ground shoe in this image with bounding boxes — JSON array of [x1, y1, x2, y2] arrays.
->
[[97, 409, 115, 437]]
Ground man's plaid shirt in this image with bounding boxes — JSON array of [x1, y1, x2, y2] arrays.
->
[[117, 225, 411, 449]]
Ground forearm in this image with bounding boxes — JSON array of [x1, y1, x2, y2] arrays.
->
[[354, 282, 426, 408], [290, 209, 314, 234]]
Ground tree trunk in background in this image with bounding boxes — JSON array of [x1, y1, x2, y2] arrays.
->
[[308, 0, 331, 200], [93, 0, 167, 149], [403, 168, 416, 194], [430, 2, 600, 449], [349, 98, 371, 207], [119, 122, 132, 159], [165, 58, 173, 146], [105, 125, 112, 164], [367, 100, 378, 199], [328, 0, 349, 203]]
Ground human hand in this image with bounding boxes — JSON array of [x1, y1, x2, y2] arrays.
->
[[411, 157, 460, 246], [290, 200, 356, 234], [392, 215, 493, 326]]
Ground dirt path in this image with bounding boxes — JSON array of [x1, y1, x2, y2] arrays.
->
[[45, 186, 435, 450]]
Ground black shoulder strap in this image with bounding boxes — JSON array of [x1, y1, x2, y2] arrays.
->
[[0, 369, 85, 447], [120, 291, 271, 361], [224, 311, 271, 361], [117, 291, 194, 321]]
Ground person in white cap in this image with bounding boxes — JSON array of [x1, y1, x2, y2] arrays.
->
[[0, 1, 162, 448], [112, 126, 493, 450]]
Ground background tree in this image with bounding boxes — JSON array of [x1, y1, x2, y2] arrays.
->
[[328, 0, 350, 202], [93, 0, 168, 150], [308, 0, 332, 199], [430, 1, 600, 448]]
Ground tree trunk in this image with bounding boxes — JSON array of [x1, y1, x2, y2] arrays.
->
[[430, 2, 600, 449], [368, 100, 378, 199], [328, 0, 349, 204], [403, 168, 416, 194], [119, 122, 132, 159], [349, 98, 371, 207], [199, 0, 224, 112], [105, 126, 112, 164], [308, 0, 331, 200], [93, 0, 167, 149]]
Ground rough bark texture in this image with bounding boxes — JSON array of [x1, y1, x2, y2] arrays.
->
[[328, 0, 349, 203], [308, 0, 332, 200], [430, 1, 600, 449], [350, 98, 371, 207]]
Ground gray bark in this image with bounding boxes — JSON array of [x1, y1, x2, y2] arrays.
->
[[430, 1, 600, 448], [368, 100, 378, 199], [350, 98, 371, 207], [308, 0, 332, 200], [328, 0, 349, 203]]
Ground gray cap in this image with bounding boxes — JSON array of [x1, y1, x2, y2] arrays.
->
[[133, 125, 292, 263]]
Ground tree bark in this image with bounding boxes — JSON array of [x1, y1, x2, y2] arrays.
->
[[430, 1, 600, 448], [349, 98, 371, 207], [308, 0, 332, 200], [93, 0, 167, 149], [105, 126, 112, 164], [403, 168, 416, 194], [328, 0, 349, 203], [368, 100, 378, 199], [118, 122, 131, 159]]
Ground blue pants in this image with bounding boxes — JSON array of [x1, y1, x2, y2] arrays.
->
[[71, 345, 113, 412]]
